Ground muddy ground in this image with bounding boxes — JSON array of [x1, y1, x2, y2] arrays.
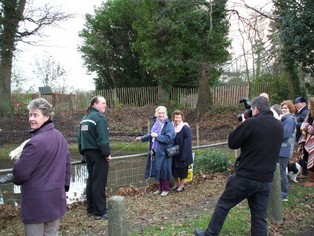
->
[[0, 105, 240, 146]]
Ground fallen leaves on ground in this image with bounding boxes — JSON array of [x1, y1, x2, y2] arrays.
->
[[0, 174, 313, 236]]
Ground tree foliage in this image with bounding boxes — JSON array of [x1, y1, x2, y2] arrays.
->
[[132, 0, 201, 89], [273, 0, 314, 96], [132, 0, 230, 91], [79, 0, 155, 90], [80, 0, 230, 115]]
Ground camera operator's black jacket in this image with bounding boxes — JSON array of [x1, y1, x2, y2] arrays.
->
[[228, 110, 283, 182]]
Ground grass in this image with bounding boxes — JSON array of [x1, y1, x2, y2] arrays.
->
[[279, 182, 314, 235], [131, 203, 251, 236], [0, 146, 13, 158], [130, 181, 314, 236]]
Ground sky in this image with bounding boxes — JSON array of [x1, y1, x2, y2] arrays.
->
[[15, 0, 104, 92], [14, 0, 273, 93], [226, 0, 273, 72]]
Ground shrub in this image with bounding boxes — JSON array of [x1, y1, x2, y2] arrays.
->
[[193, 149, 232, 174], [13, 93, 33, 117]]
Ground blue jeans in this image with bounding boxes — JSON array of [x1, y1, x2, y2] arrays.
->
[[278, 157, 289, 199], [205, 174, 272, 236]]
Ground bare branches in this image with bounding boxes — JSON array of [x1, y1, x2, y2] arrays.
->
[[0, 0, 75, 116], [225, 0, 276, 80], [16, 3, 74, 42], [243, 2, 275, 21]]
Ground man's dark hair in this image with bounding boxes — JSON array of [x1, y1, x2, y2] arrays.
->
[[251, 96, 270, 112]]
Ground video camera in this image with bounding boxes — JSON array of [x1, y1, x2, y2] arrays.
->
[[237, 98, 252, 121]]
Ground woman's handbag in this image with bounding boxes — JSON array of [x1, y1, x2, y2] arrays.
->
[[166, 145, 180, 158]]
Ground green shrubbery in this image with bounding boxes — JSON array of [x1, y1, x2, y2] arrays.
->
[[193, 149, 233, 174]]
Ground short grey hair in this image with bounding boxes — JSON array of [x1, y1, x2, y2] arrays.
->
[[27, 98, 54, 119], [251, 96, 270, 112], [271, 104, 282, 116]]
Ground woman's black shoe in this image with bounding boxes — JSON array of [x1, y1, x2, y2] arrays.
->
[[171, 186, 178, 190]]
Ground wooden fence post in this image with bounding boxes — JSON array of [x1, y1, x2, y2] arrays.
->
[[196, 123, 199, 146], [147, 120, 150, 133]]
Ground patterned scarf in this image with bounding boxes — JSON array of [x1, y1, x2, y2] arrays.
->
[[151, 120, 164, 150]]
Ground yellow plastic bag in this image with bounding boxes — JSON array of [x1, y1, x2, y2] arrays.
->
[[185, 153, 194, 182], [185, 164, 193, 182]]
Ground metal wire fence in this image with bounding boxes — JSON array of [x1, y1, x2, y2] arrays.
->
[[0, 142, 232, 206]]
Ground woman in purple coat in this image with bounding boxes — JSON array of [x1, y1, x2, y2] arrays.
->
[[13, 98, 71, 236]]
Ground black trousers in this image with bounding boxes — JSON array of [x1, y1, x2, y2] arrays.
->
[[84, 150, 109, 216], [300, 151, 308, 176]]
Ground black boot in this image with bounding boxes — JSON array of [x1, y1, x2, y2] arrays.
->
[[194, 228, 207, 236]]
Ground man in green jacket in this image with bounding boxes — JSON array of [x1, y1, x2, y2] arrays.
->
[[78, 96, 111, 220]]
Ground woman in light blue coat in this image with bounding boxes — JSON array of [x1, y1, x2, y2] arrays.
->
[[279, 100, 296, 201], [135, 106, 175, 196]]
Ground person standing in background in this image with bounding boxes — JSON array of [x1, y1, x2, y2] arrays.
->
[[259, 92, 269, 101], [78, 96, 112, 220], [135, 106, 175, 197], [13, 98, 71, 236], [171, 110, 193, 192], [194, 96, 283, 236], [299, 97, 314, 187], [295, 96, 308, 177], [278, 100, 296, 201], [295, 96, 308, 142], [270, 104, 283, 120]]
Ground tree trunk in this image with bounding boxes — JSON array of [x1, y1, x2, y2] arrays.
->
[[0, 56, 13, 117], [0, 0, 26, 117], [196, 62, 211, 118], [157, 85, 170, 106], [109, 65, 119, 107], [287, 65, 299, 99], [255, 45, 261, 78]]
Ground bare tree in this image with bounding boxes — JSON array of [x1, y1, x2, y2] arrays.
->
[[34, 53, 63, 86], [0, 0, 72, 117], [11, 65, 28, 93], [227, 0, 274, 82], [33, 52, 72, 93]]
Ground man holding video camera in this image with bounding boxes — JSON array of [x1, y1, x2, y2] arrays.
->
[[195, 96, 283, 236]]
